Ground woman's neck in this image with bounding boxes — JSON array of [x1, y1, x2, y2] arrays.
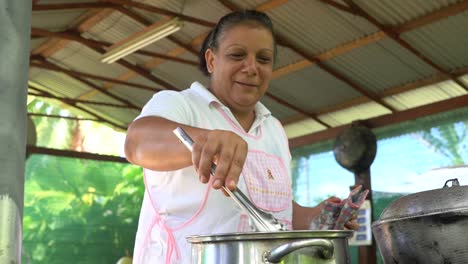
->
[[232, 109, 255, 132]]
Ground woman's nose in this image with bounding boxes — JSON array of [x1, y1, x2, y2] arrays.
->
[[242, 55, 258, 76]]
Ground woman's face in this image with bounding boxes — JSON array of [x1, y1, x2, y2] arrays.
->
[[205, 24, 274, 115]]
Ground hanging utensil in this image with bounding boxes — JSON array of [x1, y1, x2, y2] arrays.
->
[[173, 127, 287, 232]]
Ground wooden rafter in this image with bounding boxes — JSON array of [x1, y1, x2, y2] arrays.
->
[[30, 62, 161, 93], [32, 26, 179, 91], [317, 0, 360, 15], [283, 65, 468, 125], [342, 0, 468, 92], [273, 0, 468, 83], [28, 93, 131, 109], [30, 55, 140, 110], [265, 92, 331, 128], [256, 0, 290, 11], [272, 32, 387, 79], [28, 113, 99, 122], [114, 7, 201, 56], [27, 146, 128, 163], [28, 86, 128, 130], [289, 92, 468, 148], [103, 0, 216, 28], [32, 2, 116, 11], [32, 8, 113, 58], [31, 7, 172, 94], [30, 28, 198, 66]]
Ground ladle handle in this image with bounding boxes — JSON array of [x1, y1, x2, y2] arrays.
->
[[173, 127, 286, 232]]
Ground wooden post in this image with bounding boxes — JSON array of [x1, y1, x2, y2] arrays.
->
[[355, 169, 377, 264]]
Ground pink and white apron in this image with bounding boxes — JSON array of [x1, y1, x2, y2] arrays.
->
[[133, 149, 292, 264]]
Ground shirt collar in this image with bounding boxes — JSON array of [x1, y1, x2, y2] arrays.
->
[[190, 81, 271, 119]]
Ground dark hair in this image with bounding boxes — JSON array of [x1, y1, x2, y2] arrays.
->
[[198, 10, 277, 76]]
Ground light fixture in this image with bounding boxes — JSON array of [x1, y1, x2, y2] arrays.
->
[[101, 18, 183, 64]]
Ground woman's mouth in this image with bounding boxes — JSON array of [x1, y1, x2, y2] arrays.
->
[[235, 81, 257, 88]]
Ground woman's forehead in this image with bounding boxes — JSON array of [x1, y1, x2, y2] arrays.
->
[[218, 24, 274, 47]]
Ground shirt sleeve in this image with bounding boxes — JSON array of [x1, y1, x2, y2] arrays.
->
[[135, 90, 191, 125]]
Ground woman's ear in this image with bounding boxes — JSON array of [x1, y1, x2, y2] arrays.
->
[[205, 48, 215, 74]]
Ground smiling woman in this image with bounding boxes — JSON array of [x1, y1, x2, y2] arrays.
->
[[204, 24, 274, 129], [124, 10, 357, 264]]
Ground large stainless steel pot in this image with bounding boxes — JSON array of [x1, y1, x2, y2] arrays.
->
[[187, 230, 353, 264], [372, 178, 468, 264]]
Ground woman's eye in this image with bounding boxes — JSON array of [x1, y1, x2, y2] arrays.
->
[[257, 57, 272, 64], [229, 53, 244, 60]]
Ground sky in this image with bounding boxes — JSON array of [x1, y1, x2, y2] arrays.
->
[[293, 126, 468, 206]]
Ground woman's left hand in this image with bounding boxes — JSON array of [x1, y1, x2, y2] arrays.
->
[[344, 218, 360, 231]]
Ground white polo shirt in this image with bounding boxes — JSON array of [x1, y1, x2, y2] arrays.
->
[[132, 81, 292, 264]]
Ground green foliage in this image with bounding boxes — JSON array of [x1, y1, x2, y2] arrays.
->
[[24, 99, 144, 263], [24, 155, 144, 264], [417, 122, 467, 165], [28, 99, 76, 149]]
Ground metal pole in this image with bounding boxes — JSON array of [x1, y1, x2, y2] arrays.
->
[[0, 1, 32, 263]]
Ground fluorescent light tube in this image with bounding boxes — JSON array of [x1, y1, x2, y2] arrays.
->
[[101, 18, 183, 64]]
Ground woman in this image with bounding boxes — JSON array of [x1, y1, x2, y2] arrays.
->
[[125, 10, 356, 264]]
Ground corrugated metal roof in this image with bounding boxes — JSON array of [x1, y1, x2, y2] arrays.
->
[[325, 38, 438, 94], [32, 9, 87, 31], [401, 12, 468, 71], [283, 118, 327, 139], [384, 80, 467, 109], [268, 0, 379, 53], [270, 66, 362, 113], [353, 0, 461, 26], [29, 0, 468, 145]]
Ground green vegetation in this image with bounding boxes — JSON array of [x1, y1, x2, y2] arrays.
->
[[24, 99, 144, 263]]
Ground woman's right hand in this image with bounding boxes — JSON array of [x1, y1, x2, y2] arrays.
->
[[191, 130, 248, 192]]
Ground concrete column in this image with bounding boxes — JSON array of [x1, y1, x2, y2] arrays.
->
[[0, 1, 32, 263]]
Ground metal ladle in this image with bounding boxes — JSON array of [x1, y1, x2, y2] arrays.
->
[[173, 127, 287, 232]]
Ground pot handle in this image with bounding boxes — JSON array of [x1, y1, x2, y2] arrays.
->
[[263, 238, 334, 263]]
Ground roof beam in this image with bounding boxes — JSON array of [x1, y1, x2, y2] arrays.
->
[[30, 55, 141, 109], [30, 61, 161, 92], [113, 6, 200, 56], [28, 113, 99, 122], [28, 92, 131, 109], [28, 85, 128, 130], [31, 7, 181, 91], [77, 0, 290, 97], [30, 27, 198, 66], [32, 9, 113, 58], [289, 92, 468, 148], [342, 0, 468, 92], [273, 0, 468, 81], [27, 146, 128, 163], [317, 0, 361, 15], [102, 0, 216, 28], [265, 92, 331, 128], [282, 65, 468, 125], [32, 2, 115, 11], [256, 0, 290, 11], [272, 32, 387, 79]]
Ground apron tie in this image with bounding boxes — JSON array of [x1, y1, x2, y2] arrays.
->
[[155, 216, 180, 264]]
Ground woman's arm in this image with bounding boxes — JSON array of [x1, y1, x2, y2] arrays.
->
[[292, 199, 360, 230], [292, 200, 323, 230], [124, 116, 248, 190], [125, 116, 204, 171]]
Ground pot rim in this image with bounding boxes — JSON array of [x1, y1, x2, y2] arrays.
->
[[372, 207, 468, 227], [186, 230, 354, 243]]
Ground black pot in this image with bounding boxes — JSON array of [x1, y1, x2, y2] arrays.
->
[[372, 179, 468, 264]]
